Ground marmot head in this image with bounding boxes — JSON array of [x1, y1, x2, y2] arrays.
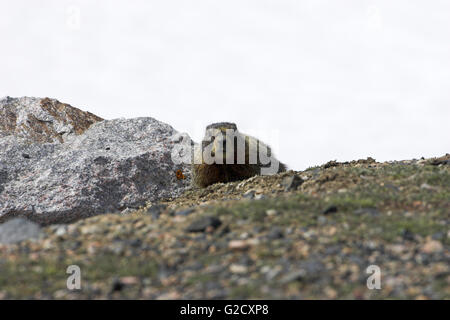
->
[[205, 122, 237, 131], [201, 122, 246, 164]]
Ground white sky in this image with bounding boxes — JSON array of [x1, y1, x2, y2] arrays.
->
[[1, 0, 449, 170]]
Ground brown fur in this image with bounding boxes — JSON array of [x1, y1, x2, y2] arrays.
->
[[192, 123, 287, 188]]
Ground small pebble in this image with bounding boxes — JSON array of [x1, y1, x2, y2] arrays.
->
[[186, 216, 222, 233], [421, 240, 443, 254], [353, 208, 380, 216], [228, 240, 250, 250], [230, 264, 248, 274], [322, 205, 338, 215], [266, 209, 278, 216], [175, 208, 195, 216], [267, 227, 284, 240], [243, 190, 256, 199], [120, 208, 134, 215], [255, 194, 266, 200], [281, 175, 304, 191], [280, 270, 306, 284]]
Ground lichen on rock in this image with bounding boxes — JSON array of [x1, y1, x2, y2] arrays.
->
[[0, 96, 103, 143]]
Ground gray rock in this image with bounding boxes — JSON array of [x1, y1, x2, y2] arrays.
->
[[175, 208, 195, 216], [243, 190, 256, 199], [110, 278, 125, 292], [401, 229, 415, 241], [186, 216, 222, 233], [120, 208, 135, 215], [322, 205, 338, 215], [255, 194, 266, 200], [55, 225, 68, 237], [145, 204, 168, 220], [281, 175, 304, 191], [280, 270, 306, 284], [0, 218, 42, 244], [267, 227, 284, 239], [279, 260, 327, 284], [353, 207, 380, 216], [265, 209, 278, 216], [0, 97, 193, 225], [317, 216, 327, 225]]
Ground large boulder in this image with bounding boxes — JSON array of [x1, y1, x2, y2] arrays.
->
[[0, 97, 193, 225]]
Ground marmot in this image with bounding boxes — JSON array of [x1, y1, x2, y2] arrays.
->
[[191, 122, 287, 188]]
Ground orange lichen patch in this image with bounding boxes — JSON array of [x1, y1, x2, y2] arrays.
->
[[176, 170, 186, 180], [40, 98, 103, 136], [0, 107, 17, 134], [0, 97, 103, 143], [21, 113, 62, 143]]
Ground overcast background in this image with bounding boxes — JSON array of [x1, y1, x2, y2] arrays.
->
[[1, 0, 449, 170]]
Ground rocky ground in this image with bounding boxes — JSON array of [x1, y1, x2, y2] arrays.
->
[[0, 155, 448, 299]]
